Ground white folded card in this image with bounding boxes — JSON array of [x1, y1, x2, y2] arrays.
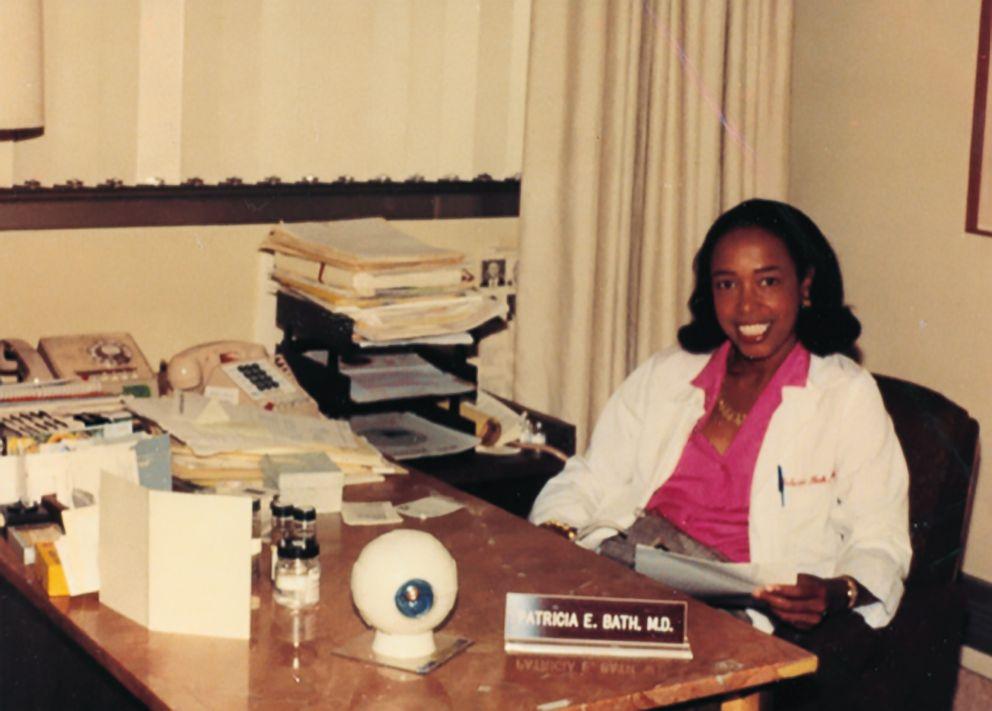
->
[[98, 471, 252, 640]]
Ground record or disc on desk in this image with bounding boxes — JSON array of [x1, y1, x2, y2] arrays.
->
[[350, 411, 479, 460]]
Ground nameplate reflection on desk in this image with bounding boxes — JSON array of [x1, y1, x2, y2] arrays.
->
[[505, 655, 668, 681]]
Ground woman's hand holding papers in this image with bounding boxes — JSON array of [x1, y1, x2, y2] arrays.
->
[[753, 573, 852, 630], [754, 573, 880, 630]]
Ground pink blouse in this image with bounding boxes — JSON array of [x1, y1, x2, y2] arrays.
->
[[645, 341, 810, 562]]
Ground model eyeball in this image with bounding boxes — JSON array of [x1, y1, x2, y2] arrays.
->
[[350, 530, 458, 658]]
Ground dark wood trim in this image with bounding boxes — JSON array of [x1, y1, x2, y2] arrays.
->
[[966, 0, 992, 237], [0, 127, 43, 142], [0, 178, 520, 231], [963, 573, 992, 655]]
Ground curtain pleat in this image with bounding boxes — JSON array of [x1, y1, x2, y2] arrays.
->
[[515, 0, 793, 447]]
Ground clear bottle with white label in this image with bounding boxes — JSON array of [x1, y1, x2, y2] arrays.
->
[[274, 539, 320, 610]]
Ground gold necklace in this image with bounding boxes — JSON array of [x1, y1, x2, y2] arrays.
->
[[716, 397, 747, 427]]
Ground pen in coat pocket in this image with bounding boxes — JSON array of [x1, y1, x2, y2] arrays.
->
[[777, 465, 785, 507]]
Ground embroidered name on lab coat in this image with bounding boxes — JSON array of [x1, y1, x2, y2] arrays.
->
[[784, 471, 837, 487]]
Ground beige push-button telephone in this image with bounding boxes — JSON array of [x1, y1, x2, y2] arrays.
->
[[165, 341, 320, 417]]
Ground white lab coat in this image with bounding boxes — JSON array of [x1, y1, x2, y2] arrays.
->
[[529, 347, 911, 628]]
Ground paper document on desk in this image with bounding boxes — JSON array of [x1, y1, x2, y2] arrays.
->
[[128, 393, 360, 457], [21, 441, 140, 505], [634, 546, 796, 601], [341, 501, 403, 526], [396, 495, 464, 519], [349, 412, 479, 460]]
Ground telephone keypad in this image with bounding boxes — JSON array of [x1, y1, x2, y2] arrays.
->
[[220, 358, 299, 403], [236, 363, 280, 392]]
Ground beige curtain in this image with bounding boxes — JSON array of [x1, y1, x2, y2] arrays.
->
[[514, 0, 793, 446]]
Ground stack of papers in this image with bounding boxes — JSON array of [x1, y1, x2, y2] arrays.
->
[[260, 452, 344, 513], [261, 218, 506, 345], [128, 394, 404, 486], [263, 217, 464, 271], [337, 352, 473, 403]]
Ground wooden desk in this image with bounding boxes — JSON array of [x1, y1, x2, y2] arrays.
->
[[0, 472, 815, 709]]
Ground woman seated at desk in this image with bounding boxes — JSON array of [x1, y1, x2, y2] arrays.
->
[[529, 199, 911, 640]]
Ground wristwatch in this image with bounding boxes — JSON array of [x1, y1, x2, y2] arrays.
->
[[841, 575, 859, 609], [540, 520, 578, 541]]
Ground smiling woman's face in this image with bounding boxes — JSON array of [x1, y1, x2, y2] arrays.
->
[[710, 227, 812, 366]]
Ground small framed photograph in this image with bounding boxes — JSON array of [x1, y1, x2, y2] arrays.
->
[[481, 258, 506, 288]]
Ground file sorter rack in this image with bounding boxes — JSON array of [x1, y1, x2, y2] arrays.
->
[[275, 290, 577, 518], [274, 291, 480, 424]]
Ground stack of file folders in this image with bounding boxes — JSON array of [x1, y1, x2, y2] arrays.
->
[[261, 217, 506, 345], [127, 393, 403, 487]]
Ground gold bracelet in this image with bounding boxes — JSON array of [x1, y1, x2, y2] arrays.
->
[[841, 575, 858, 609], [540, 520, 577, 541]]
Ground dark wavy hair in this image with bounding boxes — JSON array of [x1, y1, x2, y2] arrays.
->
[[677, 199, 861, 359]]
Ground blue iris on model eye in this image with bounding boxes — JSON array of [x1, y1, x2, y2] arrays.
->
[[394, 578, 435, 618]]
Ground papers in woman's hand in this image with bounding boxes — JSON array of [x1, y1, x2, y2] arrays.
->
[[634, 546, 797, 602]]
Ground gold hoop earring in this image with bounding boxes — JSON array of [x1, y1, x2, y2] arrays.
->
[[802, 295, 811, 308]]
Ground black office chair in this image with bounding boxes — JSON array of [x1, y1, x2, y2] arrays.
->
[[777, 374, 980, 710]]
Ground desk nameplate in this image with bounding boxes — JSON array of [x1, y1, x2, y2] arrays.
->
[[504, 592, 691, 659]]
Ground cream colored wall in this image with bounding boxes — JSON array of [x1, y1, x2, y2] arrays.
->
[[0, 217, 518, 378], [790, 0, 992, 675], [0, 224, 267, 369]]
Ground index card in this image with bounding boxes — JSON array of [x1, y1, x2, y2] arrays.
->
[[340, 501, 402, 526]]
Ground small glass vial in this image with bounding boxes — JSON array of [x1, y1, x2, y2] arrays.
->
[[274, 539, 320, 610], [292, 506, 317, 547], [269, 500, 293, 581], [251, 497, 262, 579]]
